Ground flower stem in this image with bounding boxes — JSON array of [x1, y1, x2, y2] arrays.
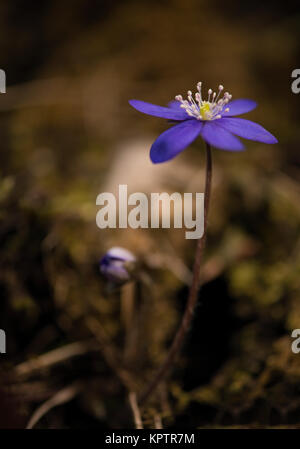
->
[[139, 142, 212, 406]]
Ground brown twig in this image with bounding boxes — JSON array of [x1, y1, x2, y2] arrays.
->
[[26, 382, 83, 429], [153, 413, 163, 429], [139, 143, 212, 405], [85, 316, 136, 391], [128, 392, 143, 429], [14, 340, 98, 378], [121, 281, 137, 363]]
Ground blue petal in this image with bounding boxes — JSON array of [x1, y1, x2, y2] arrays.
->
[[222, 99, 257, 116], [201, 121, 244, 151], [106, 247, 136, 262], [101, 262, 130, 284], [150, 119, 203, 163], [129, 99, 188, 121], [167, 100, 182, 110], [217, 118, 278, 144]]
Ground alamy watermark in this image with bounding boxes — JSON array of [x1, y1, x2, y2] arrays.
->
[[291, 329, 300, 354], [291, 69, 300, 94], [0, 329, 6, 353], [0, 69, 6, 93], [96, 184, 204, 239]]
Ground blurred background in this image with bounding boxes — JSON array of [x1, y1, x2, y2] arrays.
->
[[0, 0, 300, 429]]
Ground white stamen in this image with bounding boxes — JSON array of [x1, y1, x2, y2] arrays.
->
[[174, 81, 232, 121], [215, 85, 224, 103], [197, 82, 203, 103]]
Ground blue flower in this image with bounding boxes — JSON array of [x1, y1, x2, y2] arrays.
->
[[99, 247, 136, 285], [129, 82, 278, 163]]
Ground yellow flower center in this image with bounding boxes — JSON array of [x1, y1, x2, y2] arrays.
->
[[199, 101, 211, 120]]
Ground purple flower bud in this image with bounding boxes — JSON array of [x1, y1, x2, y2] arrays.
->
[[99, 247, 136, 285]]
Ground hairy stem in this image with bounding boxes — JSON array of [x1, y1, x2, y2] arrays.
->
[[139, 143, 212, 406]]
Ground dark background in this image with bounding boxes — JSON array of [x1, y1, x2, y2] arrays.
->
[[0, 0, 300, 429]]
